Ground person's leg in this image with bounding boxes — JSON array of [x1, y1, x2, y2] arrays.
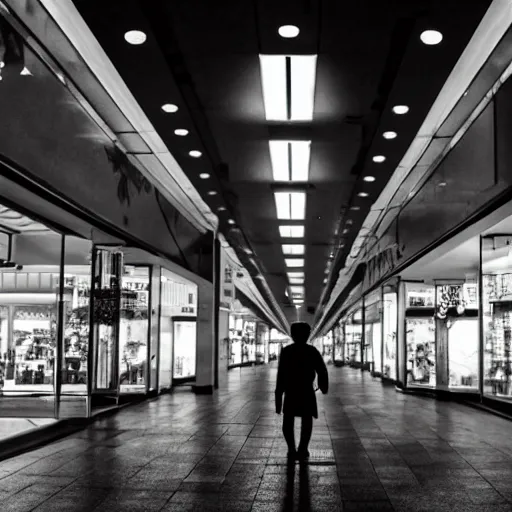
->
[[297, 416, 313, 457], [282, 414, 296, 455]]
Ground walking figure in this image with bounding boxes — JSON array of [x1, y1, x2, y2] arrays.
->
[[275, 322, 329, 461]]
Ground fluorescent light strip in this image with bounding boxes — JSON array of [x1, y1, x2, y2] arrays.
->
[[290, 286, 304, 294], [259, 55, 287, 121], [260, 55, 317, 122], [290, 55, 317, 121], [285, 259, 304, 267], [289, 278, 304, 285], [279, 225, 305, 238], [269, 141, 311, 182], [282, 244, 305, 255], [287, 272, 304, 279], [274, 192, 306, 220]]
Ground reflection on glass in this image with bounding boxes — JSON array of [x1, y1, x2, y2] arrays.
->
[[406, 318, 436, 387], [383, 292, 397, 380], [119, 266, 149, 393], [93, 250, 121, 391], [405, 282, 436, 388], [159, 315, 172, 391], [173, 320, 196, 378], [62, 273, 90, 392], [345, 310, 362, 366]]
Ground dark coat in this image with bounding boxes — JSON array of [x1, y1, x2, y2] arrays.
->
[[275, 343, 329, 419]]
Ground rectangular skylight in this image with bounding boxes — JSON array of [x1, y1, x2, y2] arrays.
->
[[269, 140, 311, 181], [290, 286, 305, 295], [279, 225, 305, 238], [285, 259, 304, 268], [289, 277, 304, 285], [260, 54, 317, 121], [282, 244, 305, 255], [274, 192, 306, 220], [287, 272, 304, 279]]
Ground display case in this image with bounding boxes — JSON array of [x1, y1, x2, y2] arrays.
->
[[405, 283, 436, 388], [482, 272, 512, 399]]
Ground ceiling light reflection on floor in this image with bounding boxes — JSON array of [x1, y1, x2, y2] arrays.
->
[[124, 30, 147, 45], [392, 105, 409, 115], [161, 104, 178, 113], [174, 129, 188, 136], [421, 30, 443, 45], [278, 25, 300, 38]]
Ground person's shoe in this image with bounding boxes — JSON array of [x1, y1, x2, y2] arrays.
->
[[296, 449, 310, 460]]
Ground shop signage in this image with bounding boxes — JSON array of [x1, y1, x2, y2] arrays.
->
[[363, 244, 400, 291], [181, 306, 195, 314]]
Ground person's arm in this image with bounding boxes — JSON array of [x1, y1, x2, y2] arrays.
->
[[315, 347, 329, 394], [275, 348, 286, 414]]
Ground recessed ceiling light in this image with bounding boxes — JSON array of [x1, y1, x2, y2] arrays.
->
[[161, 103, 178, 113], [199, 173, 210, 179], [208, 191, 217, 196], [383, 131, 397, 139], [350, 206, 360, 211], [0, 61, 4, 68], [438, 181, 447, 187], [20, 67, 32, 76], [174, 129, 188, 136], [346, 219, 353, 225], [124, 30, 147, 45], [364, 176, 376, 182], [189, 150, 202, 158], [323, 278, 327, 284], [358, 192, 369, 198], [324, 269, 329, 274], [373, 155, 386, 163], [343, 229, 349, 235], [420, 30, 443, 46], [218, 206, 226, 211], [392, 105, 409, 115], [228, 219, 235, 225], [278, 25, 300, 38]]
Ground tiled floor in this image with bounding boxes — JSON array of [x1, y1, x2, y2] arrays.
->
[[2, 364, 512, 511]]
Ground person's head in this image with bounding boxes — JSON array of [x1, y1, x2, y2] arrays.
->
[[290, 322, 311, 344]]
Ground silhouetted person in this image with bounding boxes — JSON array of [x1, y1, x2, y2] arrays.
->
[[275, 322, 328, 460]]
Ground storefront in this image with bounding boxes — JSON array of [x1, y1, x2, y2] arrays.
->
[[228, 314, 257, 368], [0, 199, 206, 418], [269, 328, 290, 360]]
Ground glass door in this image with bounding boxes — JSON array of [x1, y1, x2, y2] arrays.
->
[[172, 317, 197, 380], [91, 248, 122, 396]]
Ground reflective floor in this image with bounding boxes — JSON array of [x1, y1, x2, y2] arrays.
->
[[2, 364, 512, 511]]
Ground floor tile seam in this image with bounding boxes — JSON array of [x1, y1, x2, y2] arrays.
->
[[22, 478, 74, 511]]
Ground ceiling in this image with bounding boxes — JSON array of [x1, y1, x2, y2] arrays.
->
[[72, 0, 492, 326]]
